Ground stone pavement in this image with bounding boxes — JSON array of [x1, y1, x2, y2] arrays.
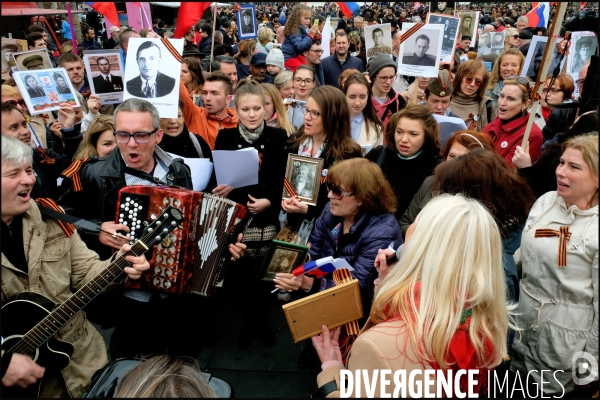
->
[[94, 287, 319, 398]]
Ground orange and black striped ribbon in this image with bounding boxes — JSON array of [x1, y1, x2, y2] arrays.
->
[[37, 147, 56, 165], [535, 226, 572, 267], [283, 177, 298, 197], [61, 157, 88, 192], [258, 152, 263, 169], [468, 113, 477, 131], [161, 37, 183, 63], [320, 167, 327, 185], [399, 22, 426, 45], [35, 198, 75, 237], [332, 268, 360, 336]]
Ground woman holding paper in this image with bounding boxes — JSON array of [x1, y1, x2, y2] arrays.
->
[[281, 85, 362, 231], [213, 79, 288, 349], [311, 194, 512, 397]]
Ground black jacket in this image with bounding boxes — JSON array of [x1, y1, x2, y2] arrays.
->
[[541, 107, 576, 142], [126, 72, 176, 98], [58, 146, 192, 256], [46, 123, 83, 161], [32, 147, 72, 201], [92, 74, 124, 93]]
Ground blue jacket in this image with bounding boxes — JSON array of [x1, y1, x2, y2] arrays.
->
[[282, 25, 313, 61], [62, 20, 72, 40], [309, 203, 403, 289], [321, 54, 365, 87]]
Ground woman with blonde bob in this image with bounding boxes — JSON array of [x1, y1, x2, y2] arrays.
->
[[312, 194, 511, 397], [260, 82, 295, 136], [72, 115, 116, 160]]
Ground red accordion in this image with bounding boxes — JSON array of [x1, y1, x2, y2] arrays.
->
[[116, 186, 247, 296]]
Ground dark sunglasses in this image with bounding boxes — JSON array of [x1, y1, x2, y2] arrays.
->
[[464, 76, 483, 87], [3, 99, 27, 108], [507, 75, 532, 96], [326, 181, 354, 200]]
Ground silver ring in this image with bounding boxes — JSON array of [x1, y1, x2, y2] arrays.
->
[[112, 234, 116, 239]]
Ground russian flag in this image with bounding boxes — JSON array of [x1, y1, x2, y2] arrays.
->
[[292, 257, 354, 279], [85, 3, 120, 28], [525, 2, 550, 28], [337, 2, 361, 18]]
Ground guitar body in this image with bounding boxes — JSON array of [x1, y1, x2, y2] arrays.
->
[[1, 292, 74, 398]]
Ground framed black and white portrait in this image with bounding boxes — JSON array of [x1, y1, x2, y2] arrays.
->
[[282, 154, 324, 206], [236, 5, 258, 40], [431, 1, 455, 15], [364, 23, 393, 62], [459, 11, 479, 41], [398, 23, 443, 78], [13, 49, 53, 71], [123, 37, 184, 118], [13, 68, 80, 115], [259, 240, 308, 282]]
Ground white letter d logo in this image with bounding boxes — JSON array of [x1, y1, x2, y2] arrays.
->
[[572, 351, 598, 385]]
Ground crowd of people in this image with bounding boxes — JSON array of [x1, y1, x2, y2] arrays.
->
[[1, 1, 598, 398]]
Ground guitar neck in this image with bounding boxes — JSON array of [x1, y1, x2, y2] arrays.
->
[[21, 241, 148, 349]]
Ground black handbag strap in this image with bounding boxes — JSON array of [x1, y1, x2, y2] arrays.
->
[[124, 167, 168, 186], [376, 146, 387, 167], [38, 205, 102, 235]]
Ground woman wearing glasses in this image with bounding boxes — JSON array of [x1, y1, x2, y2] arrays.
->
[[365, 105, 441, 226], [485, 48, 525, 109], [482, 76, 543, 167], [450, 60, 496, 131], [341, 72, 383, 148], [281, 85, 362, 234], [536, 74, 575, 132], [213, 80, 289, 349], [287, 66, 317, 129], [503, 28, 520, 51]]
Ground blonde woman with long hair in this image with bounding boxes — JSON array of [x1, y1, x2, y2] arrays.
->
[[261, 83, 295, 136], [485, 48, 525, 108], [72, 115, 116, 160], [312, 194, 512, 397]]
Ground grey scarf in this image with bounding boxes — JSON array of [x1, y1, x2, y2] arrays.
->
[[238, 121, 265, 144]]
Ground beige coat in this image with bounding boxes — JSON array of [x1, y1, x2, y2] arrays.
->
[[356, 120, 383, 149], [316, 319, 435, 397], [511, 191, 598, 394], [1, 200, 115, 397]]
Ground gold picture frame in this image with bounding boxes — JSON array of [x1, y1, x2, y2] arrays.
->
[[282, 154, 324, 207]]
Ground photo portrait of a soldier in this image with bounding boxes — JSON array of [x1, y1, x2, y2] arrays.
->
[[478, 33, 491, 56], [21, 54, 45, 71], [292, 163, 316, 198], [241, 9, 255, 35], [53, 72, 71, 94], [432, 2, 455, 15], [24, 74, 45, 98], [492, 32, 504, 48], [460, 14, 474, 37], [126, 41, 176, 98], [367, 28, 392, 58], [92, 56, 123, 93], [572, 36, 595, 75], [441, 19, 458, 52], [402, 34, 437, 67]]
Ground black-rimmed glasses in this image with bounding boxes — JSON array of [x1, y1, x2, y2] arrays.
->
[[326, 181, 354, 200], [114, 128, 158, 144]]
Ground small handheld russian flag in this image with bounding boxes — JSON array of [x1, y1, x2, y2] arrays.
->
[[336, 2, 361, 18], [292, 257, 354, 279]]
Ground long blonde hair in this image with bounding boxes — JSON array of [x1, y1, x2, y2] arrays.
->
[[487, 48, 525, 89], [371, 194, 512, 370], [73, 115, 115, 160], [260, 83, 296, 136], [562, 133, 599, 208]]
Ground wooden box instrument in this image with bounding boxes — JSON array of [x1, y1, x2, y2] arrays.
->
[[282, 280, 363, 343], [116, 185, 247, 296]]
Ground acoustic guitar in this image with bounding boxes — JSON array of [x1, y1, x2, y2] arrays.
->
[[1, 206, 183, 398]]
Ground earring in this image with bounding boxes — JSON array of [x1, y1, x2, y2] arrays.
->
[[521, 109, 527, 116]]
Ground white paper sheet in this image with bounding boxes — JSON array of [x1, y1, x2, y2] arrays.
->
[[212, 147, 259, 189], [167, 152, 213, 192], [433, 114, 468, 148]]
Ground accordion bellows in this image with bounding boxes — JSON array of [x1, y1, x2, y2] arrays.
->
[[116, 186, 247, 296]]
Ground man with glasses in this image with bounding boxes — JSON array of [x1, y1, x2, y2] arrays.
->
[[367, 53, 407, 129], [321, 32, 364, 88], [303, 42, 324, 86], [402, 34, 436, 67], [58, 98, 244, 360]]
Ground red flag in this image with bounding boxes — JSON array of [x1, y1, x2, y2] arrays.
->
[[173, 2, 211, 39], [85, 3, 120, 28]]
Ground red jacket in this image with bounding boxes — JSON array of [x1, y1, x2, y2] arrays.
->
[[482, 114, 543, 167]]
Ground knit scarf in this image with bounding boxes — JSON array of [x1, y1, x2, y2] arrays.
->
[[450, 92, 481, 124], [266, 112, 278, 128], [238, 120, 265, 144], [491, 80, 504, 99]]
